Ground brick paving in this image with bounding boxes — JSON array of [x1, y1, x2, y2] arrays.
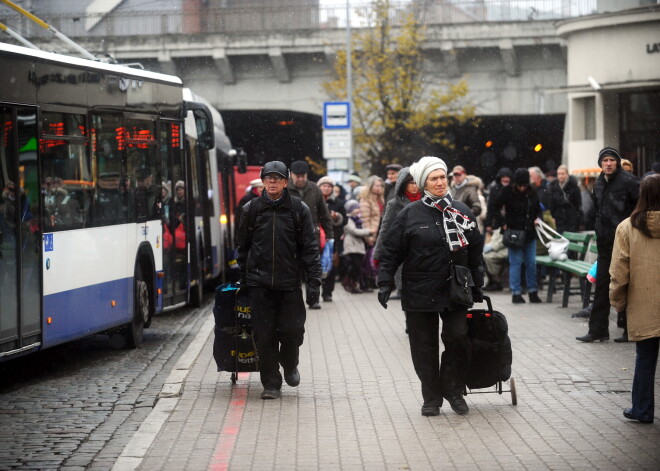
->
[[117, 287, 659, 470]]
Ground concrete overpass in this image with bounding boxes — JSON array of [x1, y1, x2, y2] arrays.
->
[[14, 17, 569, 117]]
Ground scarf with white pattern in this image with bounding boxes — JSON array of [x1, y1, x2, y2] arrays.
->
[[421, 192, 475, 252]]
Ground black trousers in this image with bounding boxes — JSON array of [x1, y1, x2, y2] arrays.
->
[[405, 308, 471, 407], [589, 248, 613, 336], [322, 265, 336, 299], [250, 287, 306, 390]]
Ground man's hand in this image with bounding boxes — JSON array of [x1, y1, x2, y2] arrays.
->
[[472, 287, 484, 304], [378, 287, 392, 309], [306, 284, 320, 307]]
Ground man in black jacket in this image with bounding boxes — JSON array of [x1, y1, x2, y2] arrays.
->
[[577, 147, 640, 343], [236, 161, 322, 399]]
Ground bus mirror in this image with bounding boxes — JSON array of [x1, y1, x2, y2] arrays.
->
[[186, 102, 215, 150], [236, 149, 248, 174], [193, 109, 215, 150]]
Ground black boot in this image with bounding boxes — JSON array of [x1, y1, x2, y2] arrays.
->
[[512, 294, 526, 304], [528, 292, 542, 303], [614, 330, 629, 343]]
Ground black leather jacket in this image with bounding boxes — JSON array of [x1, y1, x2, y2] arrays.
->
[[588, 169, 640, 250], [377, 200, 484, 312], [236, 191, 322, 290]]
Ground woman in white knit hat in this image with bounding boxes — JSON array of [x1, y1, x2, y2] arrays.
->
[[377, 156, 484, 417]]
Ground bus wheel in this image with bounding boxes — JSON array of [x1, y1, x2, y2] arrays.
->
[[127, 267, 148, 348]]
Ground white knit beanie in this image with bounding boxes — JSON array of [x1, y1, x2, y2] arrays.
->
[[410, 156, 448, 189]]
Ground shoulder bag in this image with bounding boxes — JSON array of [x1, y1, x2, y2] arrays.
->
[[502, 229, 526, 249], [448, 260, 475, 307]]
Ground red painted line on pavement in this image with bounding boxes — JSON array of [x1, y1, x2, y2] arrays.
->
[[209, 372, 250, 471]]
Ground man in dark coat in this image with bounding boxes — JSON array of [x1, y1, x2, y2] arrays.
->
[[485, 167, 511, 233], [547, 165, 582, 234], [576, 147, 640, 343], [237, 161, 322, 399], [287, 160, 333, 309], [383, 163, 402, 203]]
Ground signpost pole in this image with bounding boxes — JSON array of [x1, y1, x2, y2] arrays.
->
[[346, 0, 353, 174]]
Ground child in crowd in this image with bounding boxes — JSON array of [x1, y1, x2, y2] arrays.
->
[[341, 199, 373, 293]]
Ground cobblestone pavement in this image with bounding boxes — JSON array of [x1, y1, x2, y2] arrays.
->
[[114, 287, 659, 471], [0, 297, 212, 471]]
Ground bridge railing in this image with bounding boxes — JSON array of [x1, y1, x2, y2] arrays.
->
[[1, 1, 598, 39]]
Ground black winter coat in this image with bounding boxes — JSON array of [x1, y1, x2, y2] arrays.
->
[[374, 167, 414, 262], [236, 191, 322, 290], [588, 169, 640, 250], [547, 176, 582, 233], [485, 185, 542, 242], [377, 200, 484, 312]]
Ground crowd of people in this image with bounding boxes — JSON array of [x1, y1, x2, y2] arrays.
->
[[235, 153, 659, 422]]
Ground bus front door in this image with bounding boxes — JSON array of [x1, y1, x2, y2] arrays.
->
[[0, 106, 41, 358]]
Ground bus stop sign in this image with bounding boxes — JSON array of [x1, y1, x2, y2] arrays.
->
[[323, 102, 351, 129]]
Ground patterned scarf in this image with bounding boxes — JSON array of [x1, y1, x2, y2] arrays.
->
[[421, 192, 475, 252]]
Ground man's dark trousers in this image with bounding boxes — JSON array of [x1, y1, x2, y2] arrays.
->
[[588, 245, 613, 337], [250, 286, 306, 390]]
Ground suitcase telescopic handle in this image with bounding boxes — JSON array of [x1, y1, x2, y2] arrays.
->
[[479, 295, 494, 312]]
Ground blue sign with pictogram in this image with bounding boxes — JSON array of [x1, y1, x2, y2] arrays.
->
[[323, 102, 351, 129], [44, 233, 54, 252]]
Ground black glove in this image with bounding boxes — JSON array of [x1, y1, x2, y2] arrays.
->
[[472, 287, 484, 304], [378, 286, 392, 309], [306, 284, 320, 307]]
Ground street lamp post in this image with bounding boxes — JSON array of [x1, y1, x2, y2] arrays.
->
[[346, 0, 353, 174]]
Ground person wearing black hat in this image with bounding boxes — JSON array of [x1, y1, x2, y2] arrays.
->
[[577, 147, 640, 343], [384, 163, 402, 203], [287, 160, 333, 309], [236, 161, 322, 399], [485, 168, 543, 304]]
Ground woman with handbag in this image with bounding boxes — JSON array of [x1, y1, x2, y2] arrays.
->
[[485, 168, 543, 304], [377, 156, 484, 417]]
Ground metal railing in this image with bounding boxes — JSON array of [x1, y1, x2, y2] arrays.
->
[[1, 1, 598, 39]]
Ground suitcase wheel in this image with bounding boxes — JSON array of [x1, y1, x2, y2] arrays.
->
[[510, 377, 517, 406]]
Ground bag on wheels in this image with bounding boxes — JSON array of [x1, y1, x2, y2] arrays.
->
[[465, 296, 512, 389], [213, 283, 259, 374]]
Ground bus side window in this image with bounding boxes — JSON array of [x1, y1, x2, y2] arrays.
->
[[41, 112, 91, 231]]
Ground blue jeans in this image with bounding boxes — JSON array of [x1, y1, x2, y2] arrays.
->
[[508, 239, 537, 295], [630, 337, 659, 421]]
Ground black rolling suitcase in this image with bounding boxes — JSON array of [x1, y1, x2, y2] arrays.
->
[[213, 283, 259, 383], [465, 295, 517, 404]]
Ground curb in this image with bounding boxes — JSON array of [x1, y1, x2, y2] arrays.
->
[[112, 312, 215, 471]]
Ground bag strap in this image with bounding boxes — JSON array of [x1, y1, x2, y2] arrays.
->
[[535, 219, 566, 247], [247, 198, 261, 233]]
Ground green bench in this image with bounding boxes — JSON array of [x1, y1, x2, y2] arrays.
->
[[536, 232, 594, 307]]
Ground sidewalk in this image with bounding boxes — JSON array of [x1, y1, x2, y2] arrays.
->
[[114, 287, 659, 471]]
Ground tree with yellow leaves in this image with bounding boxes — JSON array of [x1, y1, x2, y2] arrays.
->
[[322, 0, 476, 174]]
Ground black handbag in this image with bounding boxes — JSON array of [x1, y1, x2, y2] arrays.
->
[[449, 261, 475, 307], [502, 229, 526, 248]]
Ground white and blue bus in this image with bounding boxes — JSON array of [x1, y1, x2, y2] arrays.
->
[[0, 43, 243, 360]]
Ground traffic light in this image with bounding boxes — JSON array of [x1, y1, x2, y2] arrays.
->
[[534, 144, 543, 152]]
